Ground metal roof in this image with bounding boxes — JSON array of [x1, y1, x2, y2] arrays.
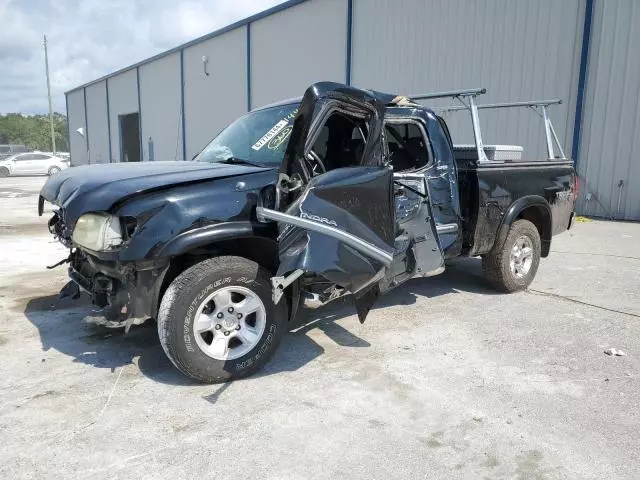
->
[[65, 0, 309, 95]]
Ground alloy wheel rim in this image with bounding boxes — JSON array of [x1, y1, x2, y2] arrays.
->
[[192, 286, 266, 361], [509, 235, 533, 278]]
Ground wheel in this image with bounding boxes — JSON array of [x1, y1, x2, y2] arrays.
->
[[48, 166, 61, 176], [0, 167, 9, 177], [483, 219, 541, 293], [158, 256, 286, 383]]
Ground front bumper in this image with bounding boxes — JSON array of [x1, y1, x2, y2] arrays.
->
[[68, 249, 168, 322]]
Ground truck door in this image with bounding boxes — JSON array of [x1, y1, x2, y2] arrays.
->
[[384, 111, 462, 257], [426, 114, 463, 255], [257, 82, 443, 321]]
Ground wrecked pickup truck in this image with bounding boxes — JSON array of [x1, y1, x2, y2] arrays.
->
[[39, 82, 576, 383]]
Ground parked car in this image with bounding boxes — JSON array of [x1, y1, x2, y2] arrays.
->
[[0, 144, 29, 161], [0, 152, 69, 177], [39, 82, 576, 383]]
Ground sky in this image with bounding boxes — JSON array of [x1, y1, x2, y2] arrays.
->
[[0, 0, 286, 114]]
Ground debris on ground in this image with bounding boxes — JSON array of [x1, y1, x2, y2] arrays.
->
[[604, 348, 626, 356], [574, 216, 591, 223]]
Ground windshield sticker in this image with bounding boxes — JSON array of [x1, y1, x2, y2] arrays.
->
[[267, 125, 293, 150], [252, 120, 289, 151]]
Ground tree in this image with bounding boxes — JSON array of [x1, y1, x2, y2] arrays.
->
[[0, 113, 69, 152]]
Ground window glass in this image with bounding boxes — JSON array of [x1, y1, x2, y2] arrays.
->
[[385, 121, 429, 171], [32, 154, 50, 160], [194, 104, 298, 167], [15, 154, 33, 161], [312, 126, 329, 160], [308, 111, 369, 171]]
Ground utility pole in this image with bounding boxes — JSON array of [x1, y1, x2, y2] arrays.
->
[[43, 34, 56, 156]]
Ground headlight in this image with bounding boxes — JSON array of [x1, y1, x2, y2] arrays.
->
[[72, 213, 123, 251]]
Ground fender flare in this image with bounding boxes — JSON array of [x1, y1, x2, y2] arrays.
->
[[495, 196, 553, 257], [154, 221, 274, 258]]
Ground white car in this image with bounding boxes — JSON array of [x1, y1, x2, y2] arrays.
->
[[0, 152, 69, 177]]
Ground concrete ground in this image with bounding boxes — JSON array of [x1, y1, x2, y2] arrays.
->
[[1, 176, 639, 480]]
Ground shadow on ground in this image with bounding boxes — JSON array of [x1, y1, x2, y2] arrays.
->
[[23, 257, 493, 386]]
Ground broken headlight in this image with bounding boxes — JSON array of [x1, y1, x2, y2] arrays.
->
[[72, 213, 123, 251]]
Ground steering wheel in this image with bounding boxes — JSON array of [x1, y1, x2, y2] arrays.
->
[[305, 149, 326, 177]]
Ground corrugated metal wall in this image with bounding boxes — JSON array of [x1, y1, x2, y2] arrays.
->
[[250, 0, 347, 108], [85, 81, 109, 164], [66, 89, 86, 166], [107, 69, 139, 163], [183, 28, 247, 160], [139, 53, 183, 162], [351, 0, 584, 160], [576, 0, 640, 221], [64, 0, 640, 220]]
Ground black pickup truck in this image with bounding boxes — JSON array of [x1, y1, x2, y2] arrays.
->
[[40, 82, 576, 383]]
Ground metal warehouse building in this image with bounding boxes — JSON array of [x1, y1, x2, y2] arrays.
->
[[66, 0, 639, 221]]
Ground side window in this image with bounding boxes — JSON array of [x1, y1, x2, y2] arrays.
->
[[33, 154, 51, 160], [307, 111, 369, 174], [385, 121, 430, 172], [312, 126, 329, 161], [15, 154, 33, 161]]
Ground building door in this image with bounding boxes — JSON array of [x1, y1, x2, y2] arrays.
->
[[119, 113, 141, 162]]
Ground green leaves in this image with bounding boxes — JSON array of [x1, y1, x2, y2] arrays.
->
[[0, 113, 69, 152]]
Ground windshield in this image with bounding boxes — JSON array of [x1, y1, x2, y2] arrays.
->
[[193, 103, 299, 166]]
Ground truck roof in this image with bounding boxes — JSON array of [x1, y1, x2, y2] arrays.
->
[[251, 87, 432, 113]]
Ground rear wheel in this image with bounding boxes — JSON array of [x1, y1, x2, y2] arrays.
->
[[483, 219, 541, 292], [0, 167, 9, 177], [48, 166, 61, 176], [158, 256, 286, 383]]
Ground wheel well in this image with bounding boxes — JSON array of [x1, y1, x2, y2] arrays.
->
[[517, 206, 551, 257], [155, 236, 278, 317]]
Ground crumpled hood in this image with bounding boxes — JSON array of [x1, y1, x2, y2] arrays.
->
[[40, 161, 271, 225]]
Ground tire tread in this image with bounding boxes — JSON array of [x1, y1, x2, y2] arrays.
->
[[483, 219, 541, 293], [157, 256, 284, 383]]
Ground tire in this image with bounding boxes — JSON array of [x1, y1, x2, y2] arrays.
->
[[0, 167, 9, 177], [483, 219, 541, 293], [158, 256, 286, 383], [48, 166, 61, 176]]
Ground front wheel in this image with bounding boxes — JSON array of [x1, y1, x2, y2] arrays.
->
[[483, 219, 541, 292], [158, 256, 286, 383], [0, 167, 9, 177]]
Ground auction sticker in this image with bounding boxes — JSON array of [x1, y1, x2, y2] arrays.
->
[[252, 120, 289, 151]]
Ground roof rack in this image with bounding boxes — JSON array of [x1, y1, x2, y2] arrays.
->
[[408, 88, 490, 162], [408, 88, 566, 162], [440, 99, 566, 160]]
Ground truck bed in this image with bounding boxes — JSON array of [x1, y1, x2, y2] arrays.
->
[[456, 159, 575, 257]]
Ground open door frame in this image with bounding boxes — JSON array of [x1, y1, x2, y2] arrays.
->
[[258, 82, 443, 322]]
